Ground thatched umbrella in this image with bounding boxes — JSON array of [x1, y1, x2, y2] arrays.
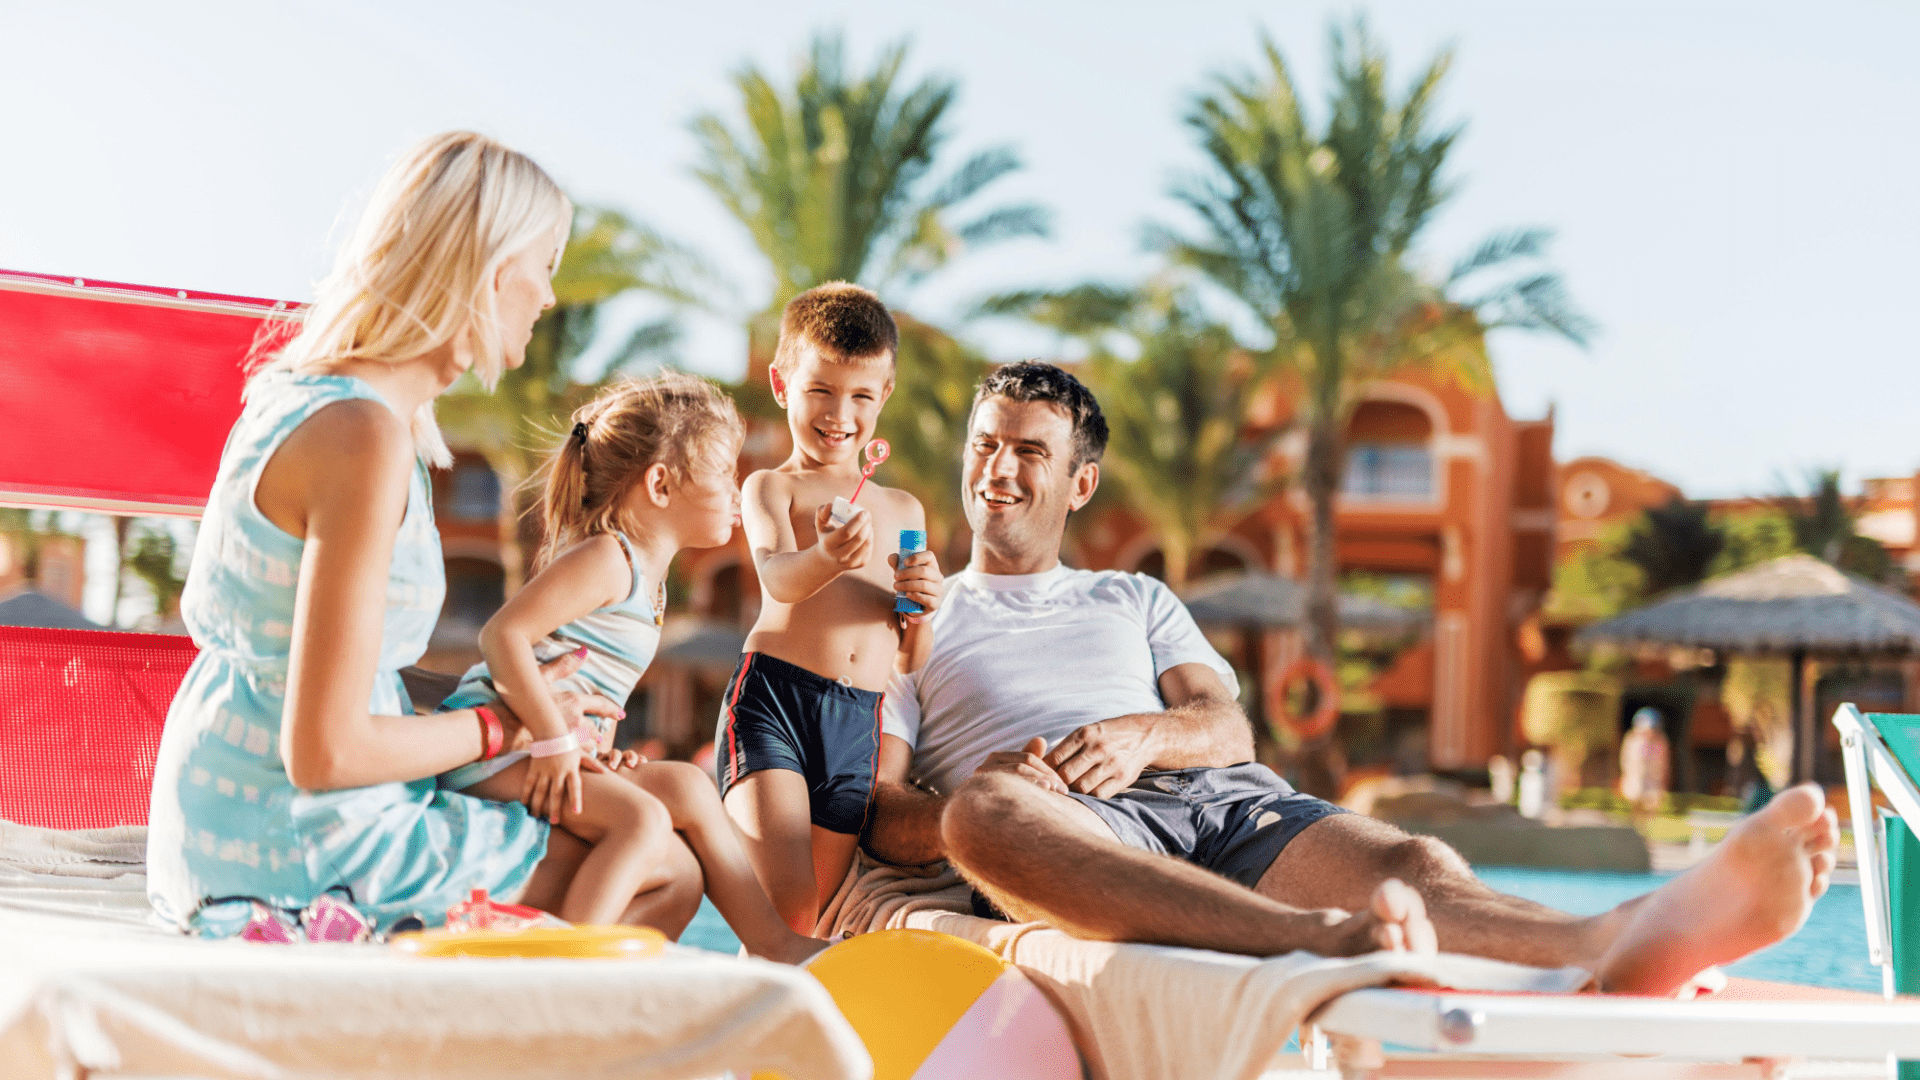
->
[[1578, 554, 1920, 784], [1178, 572, 1429, 743], [1179, 571, 1429, 636]]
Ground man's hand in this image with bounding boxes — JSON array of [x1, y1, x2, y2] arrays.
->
[[976, 736, 1069, 795], [814, 503, 873, 570], [1044, 716, 1157, 799], [889, 549, 945, 624]]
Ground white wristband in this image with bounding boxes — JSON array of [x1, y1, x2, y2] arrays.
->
[[529, 733, 580, 759]]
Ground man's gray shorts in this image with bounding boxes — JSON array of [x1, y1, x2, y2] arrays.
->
[[1065, 763, 1347, 889]]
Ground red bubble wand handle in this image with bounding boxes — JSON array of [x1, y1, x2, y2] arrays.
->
[[849, 438, 890, 503]]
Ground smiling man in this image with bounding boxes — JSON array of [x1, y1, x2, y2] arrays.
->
[[864, 360, 1842, 994]]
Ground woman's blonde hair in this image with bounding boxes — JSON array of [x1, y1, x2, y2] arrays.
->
[[535, 371, 745, 569], [254, 131, 571, 466]]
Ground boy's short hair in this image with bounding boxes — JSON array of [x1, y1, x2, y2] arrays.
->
[[973, 360, 1109, 471], [773, 282, 899, 375]]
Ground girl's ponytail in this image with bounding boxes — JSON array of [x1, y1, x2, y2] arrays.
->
[[536, 411, 597, 567]]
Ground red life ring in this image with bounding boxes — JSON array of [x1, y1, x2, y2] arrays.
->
[[1271, 656, 1340, 741]]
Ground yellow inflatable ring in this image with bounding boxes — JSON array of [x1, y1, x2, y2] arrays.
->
[[392, 924, 666, 959]]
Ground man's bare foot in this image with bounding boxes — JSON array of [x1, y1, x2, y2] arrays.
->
[[1323, 878, 1439, 956], [1596, 783, 1839, 995]]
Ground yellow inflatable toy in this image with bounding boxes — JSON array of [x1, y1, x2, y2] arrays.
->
[[791, 928, 1080, 1080], [392, 924, 666, 960]]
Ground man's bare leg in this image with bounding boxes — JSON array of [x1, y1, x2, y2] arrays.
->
[[1256, 812, 1637, 971], [1257, 784, 1840, 994], [942, 772, 1435, 957]]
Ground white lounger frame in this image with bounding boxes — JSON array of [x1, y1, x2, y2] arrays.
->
[[1305, 984, 1920, 1077], [1834, 702, 1920, 998]]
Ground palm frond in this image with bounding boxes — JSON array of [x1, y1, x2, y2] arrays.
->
[[1447, 227, 1554, 285], [970, 283, 1138, 338], [600, 317, 683, 376], [952, 203, 1051, 247], [1471, 272, 1596, 348], [691, 30, 1041, 302]]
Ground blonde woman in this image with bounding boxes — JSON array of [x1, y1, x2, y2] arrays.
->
[[146, 132, 703, 938]]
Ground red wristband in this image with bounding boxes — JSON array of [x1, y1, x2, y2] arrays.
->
[[474, 705, 504, 761]]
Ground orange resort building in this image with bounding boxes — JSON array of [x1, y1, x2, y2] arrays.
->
[[410, 367, 1559, 779]]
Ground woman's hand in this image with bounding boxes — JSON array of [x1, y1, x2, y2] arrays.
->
[[490, 649, 627, 754]]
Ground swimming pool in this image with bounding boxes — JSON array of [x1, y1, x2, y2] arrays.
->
[[680, 867, 1876, 992], [1475, 867, 1874, 992]]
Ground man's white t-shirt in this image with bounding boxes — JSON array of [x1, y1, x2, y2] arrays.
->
[[882, 565, 1239, 795]]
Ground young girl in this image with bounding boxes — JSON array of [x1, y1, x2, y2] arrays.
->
[[437, 372, 820, 963]]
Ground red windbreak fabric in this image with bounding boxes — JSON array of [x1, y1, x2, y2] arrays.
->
[[0, 270, 302, 516], [0, 625, 197, 829]]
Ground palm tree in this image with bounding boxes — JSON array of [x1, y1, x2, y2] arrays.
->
[[1770, 469, 1897, 584], [1156, 19, 1592, 761], [979, 283, 1283, 587], [690, 32, 1047, 546], [438, 207, 706, 591], [1621, 498, 1725, 597], [124, 520, 192, 623], [886, 317, 990, 550]]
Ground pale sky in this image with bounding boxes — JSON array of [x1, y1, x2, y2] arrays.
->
[[4, 0, 1917, 506]]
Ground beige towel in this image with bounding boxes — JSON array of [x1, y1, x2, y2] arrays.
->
[[811, 851, 971, 939], [818, 852, 1589, 1080]]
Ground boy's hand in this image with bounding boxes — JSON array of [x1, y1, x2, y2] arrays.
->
[[890, 549, 945, 623], [814, 503, 873, 570], [600, 748, 648, 770], [522, 748, 589, 823]]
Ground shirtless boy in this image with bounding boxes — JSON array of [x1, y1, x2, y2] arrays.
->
[[718, 282, 945, 933]]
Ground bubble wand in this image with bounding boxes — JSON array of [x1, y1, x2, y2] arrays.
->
[[849, 438, 890, 503], [830, 439, 891, 525]]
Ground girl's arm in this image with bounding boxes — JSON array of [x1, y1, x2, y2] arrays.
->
[[891, 494, 942, 674], [743, 470, 870, 604], [477, 534, 631, 743], [274, 401, 620, 791]]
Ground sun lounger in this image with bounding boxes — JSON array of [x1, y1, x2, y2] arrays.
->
[[825, 839, 1920, 1079]]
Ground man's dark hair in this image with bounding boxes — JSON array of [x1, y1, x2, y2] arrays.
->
[[972, 360, 1109, 471]]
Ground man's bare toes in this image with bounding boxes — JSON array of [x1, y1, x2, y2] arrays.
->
[[1805, 808, 1840, 850], [1810, 850, 1836, 895], [1371, 879, 1437, 955], [1764, 783, 1825, 829]]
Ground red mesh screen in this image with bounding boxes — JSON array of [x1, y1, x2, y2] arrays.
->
[[0, 625, 198, 828]]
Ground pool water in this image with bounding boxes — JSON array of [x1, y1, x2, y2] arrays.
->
[[681, 897, 741, 955], [680, 868, 1877, 993], [1475, 867, 1876, 992]]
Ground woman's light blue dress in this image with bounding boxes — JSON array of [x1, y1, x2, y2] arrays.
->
[[145, 372, 549, 935]]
